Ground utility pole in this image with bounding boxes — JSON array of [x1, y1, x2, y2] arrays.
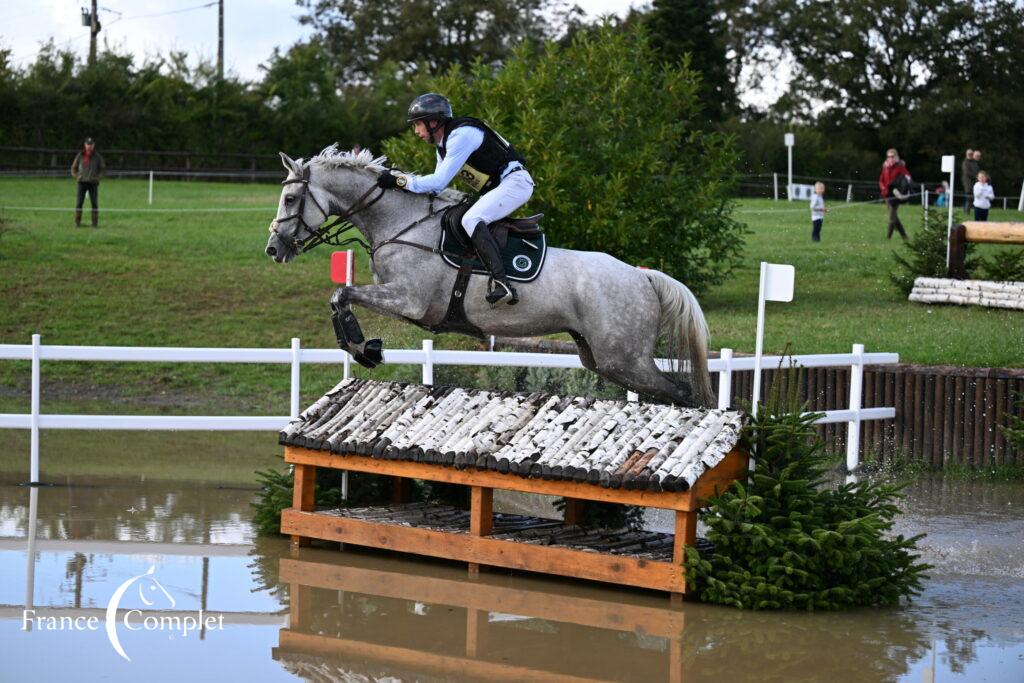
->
[[217, 0, 224, 84], [88, 0, 101, 67]]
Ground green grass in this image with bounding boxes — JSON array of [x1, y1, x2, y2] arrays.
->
[[0, 426, 281, 485], [1, 178, 1022, 411]]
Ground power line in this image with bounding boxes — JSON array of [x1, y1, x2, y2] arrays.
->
[[114, 1, 217, 23]]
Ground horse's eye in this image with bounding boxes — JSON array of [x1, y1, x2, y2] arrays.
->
[[285, 195, 296, 204]]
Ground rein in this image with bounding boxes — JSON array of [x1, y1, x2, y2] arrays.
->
[[272, 165, 384, 254], [272, 165, 465, 262]]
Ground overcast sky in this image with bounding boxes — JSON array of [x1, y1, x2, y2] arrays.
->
[[2, 0, 642, 80]]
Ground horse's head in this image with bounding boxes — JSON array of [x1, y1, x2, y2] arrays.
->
[[266, 147, 394, 264], [265, 153, 332, 263]]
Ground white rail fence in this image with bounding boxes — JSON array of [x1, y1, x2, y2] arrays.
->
[[0, 335, 897, 482]]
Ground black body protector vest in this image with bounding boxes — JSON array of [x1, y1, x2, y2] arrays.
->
[[438, 117, 527, 195]]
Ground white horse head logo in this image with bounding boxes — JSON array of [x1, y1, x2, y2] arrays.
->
[[104, 566, 175, 662]]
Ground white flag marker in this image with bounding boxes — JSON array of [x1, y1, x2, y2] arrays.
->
[[752, 262, 795, 417]]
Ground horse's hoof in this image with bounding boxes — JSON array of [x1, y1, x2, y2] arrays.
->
[[363, 339, 383, 365], [353, 353, 377, 369]]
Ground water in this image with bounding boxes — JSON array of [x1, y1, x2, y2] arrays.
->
[[0, 443, 1022, 682]]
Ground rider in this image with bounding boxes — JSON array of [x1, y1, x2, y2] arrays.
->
[[376, 93, 533, 305]]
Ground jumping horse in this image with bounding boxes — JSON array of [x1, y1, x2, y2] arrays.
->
[[265, 146, 714, 407]]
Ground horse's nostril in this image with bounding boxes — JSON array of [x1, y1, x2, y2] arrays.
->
[[266, 246, 277, 257]]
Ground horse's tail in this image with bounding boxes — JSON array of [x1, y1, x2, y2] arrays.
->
[[642, 269, 715, 408]]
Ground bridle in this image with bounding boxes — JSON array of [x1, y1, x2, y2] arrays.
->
[[270, 164, 462, 262], [270, 165, 385, 255]]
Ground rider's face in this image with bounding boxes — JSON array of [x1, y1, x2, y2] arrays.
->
[[413, 120, 436, 144]]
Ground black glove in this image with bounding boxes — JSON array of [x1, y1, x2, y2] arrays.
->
[[376, 170, 399, 189]]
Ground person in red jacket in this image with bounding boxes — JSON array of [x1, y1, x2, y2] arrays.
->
[[878, 148, 911, 239]]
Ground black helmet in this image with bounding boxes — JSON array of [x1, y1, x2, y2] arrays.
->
[[407, 93, 452, 123]]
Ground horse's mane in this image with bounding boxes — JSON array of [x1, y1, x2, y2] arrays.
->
[[307, 144, 466, 203]]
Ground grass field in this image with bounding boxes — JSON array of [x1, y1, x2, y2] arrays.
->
[[1, 176, 1022, 412]]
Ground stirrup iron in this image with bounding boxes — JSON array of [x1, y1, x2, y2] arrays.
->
[[487, 279, 519, 306]]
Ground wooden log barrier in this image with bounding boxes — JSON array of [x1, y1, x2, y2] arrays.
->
[[948, 221, 1024, 279]]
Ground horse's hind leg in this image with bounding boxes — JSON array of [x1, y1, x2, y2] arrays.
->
[[586, 336, 695, 406]]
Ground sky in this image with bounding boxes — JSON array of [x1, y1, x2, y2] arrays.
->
[[1, 0, 643, 81]]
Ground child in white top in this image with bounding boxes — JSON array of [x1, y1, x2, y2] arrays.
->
[[972, 171, 995, 221], [810, 182, 828, 242]]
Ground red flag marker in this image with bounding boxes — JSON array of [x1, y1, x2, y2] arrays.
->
[[331, 250, 355, 285]]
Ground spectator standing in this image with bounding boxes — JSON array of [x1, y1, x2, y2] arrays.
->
[[878, 148, 911, 239], [810, 181, 827, 241], [961, 148, 979, 211], [935, 181, 949, 208], [973, 171, 995, 221], [70, 137, 105, 227]]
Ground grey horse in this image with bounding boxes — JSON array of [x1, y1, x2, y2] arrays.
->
[[265, 146, 714, 407]]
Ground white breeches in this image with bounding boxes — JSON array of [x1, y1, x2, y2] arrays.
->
[[462, 170, 534, 236]]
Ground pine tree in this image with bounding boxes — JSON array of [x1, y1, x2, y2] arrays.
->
[[685, 382, 930, 610]]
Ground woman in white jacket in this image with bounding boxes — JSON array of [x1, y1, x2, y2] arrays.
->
[[973, 171, 995, 221]]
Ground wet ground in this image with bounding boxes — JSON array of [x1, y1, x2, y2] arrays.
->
[[1, 435, 1022, 682]]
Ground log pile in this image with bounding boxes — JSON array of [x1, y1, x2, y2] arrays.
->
[[322, 502, 708, 561], [909, 277, 1024, 311], [281, 379, 745, 493]]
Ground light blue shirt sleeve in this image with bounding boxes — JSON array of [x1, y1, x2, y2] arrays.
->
[[406, 126, 484, 194]]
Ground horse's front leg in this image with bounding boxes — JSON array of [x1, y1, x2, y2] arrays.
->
[[329, 284, 428, 369]]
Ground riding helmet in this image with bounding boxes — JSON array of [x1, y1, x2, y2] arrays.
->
[[407, 93, 452, 123]]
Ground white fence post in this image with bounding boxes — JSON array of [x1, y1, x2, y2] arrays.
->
[[30, 333, 41, 484], [773, 173, 779, 201], [422, 339, 434, 385], [717, 348, 733, 410], [148, 171, 154, 205], [290, 337, 301, 418], [846, 184, 853, 203], [1018, 179, 1024, 212], [920, 184, 926, 207], [846, 343, 864, 473]]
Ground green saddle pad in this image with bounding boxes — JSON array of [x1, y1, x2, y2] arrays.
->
[[438, 228, 547, 283]]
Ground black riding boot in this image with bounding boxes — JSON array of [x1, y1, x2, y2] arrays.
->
[[470, 221, 518, 305]]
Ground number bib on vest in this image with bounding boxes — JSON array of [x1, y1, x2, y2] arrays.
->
[[457, 164, 490, 192]]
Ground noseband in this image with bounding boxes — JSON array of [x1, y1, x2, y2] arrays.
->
[[270, 165, 385, 254]]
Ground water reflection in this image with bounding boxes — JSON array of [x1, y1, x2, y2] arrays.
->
[[0, 467, 1022, 681]]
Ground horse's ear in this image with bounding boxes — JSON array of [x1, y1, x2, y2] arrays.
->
[[279, 152, 301, 176]]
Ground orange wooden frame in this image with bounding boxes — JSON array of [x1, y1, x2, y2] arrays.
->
[[281, 445, 748, 597], [277, 554, 691, 683]]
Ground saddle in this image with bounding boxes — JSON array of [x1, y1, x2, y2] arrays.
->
[[438, 200, 547, 283]]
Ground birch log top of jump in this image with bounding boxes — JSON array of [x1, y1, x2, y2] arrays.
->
[[280, 378, 745, 493]]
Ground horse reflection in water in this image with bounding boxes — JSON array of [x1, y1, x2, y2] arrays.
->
[[265, 147, 713, 407]]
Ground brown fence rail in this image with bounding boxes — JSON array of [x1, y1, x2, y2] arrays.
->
[[721, 365, 1024, 467], [0, 145, 281, 178]]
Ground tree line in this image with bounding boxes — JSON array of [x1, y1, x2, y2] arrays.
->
[[3, 0, 1020, 183]]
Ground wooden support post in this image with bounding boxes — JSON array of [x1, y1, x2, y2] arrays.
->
[[562, 497, 586, 525], [948, 223, 967, 278], [291, 464, 316, 549], [669, 622, 685, 683], [468, 486, 493, 576], [391, 476, 411, 504], [671, 510, 697, 604], [289, 582, 313, 628], [465, 607, 487, 658]]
